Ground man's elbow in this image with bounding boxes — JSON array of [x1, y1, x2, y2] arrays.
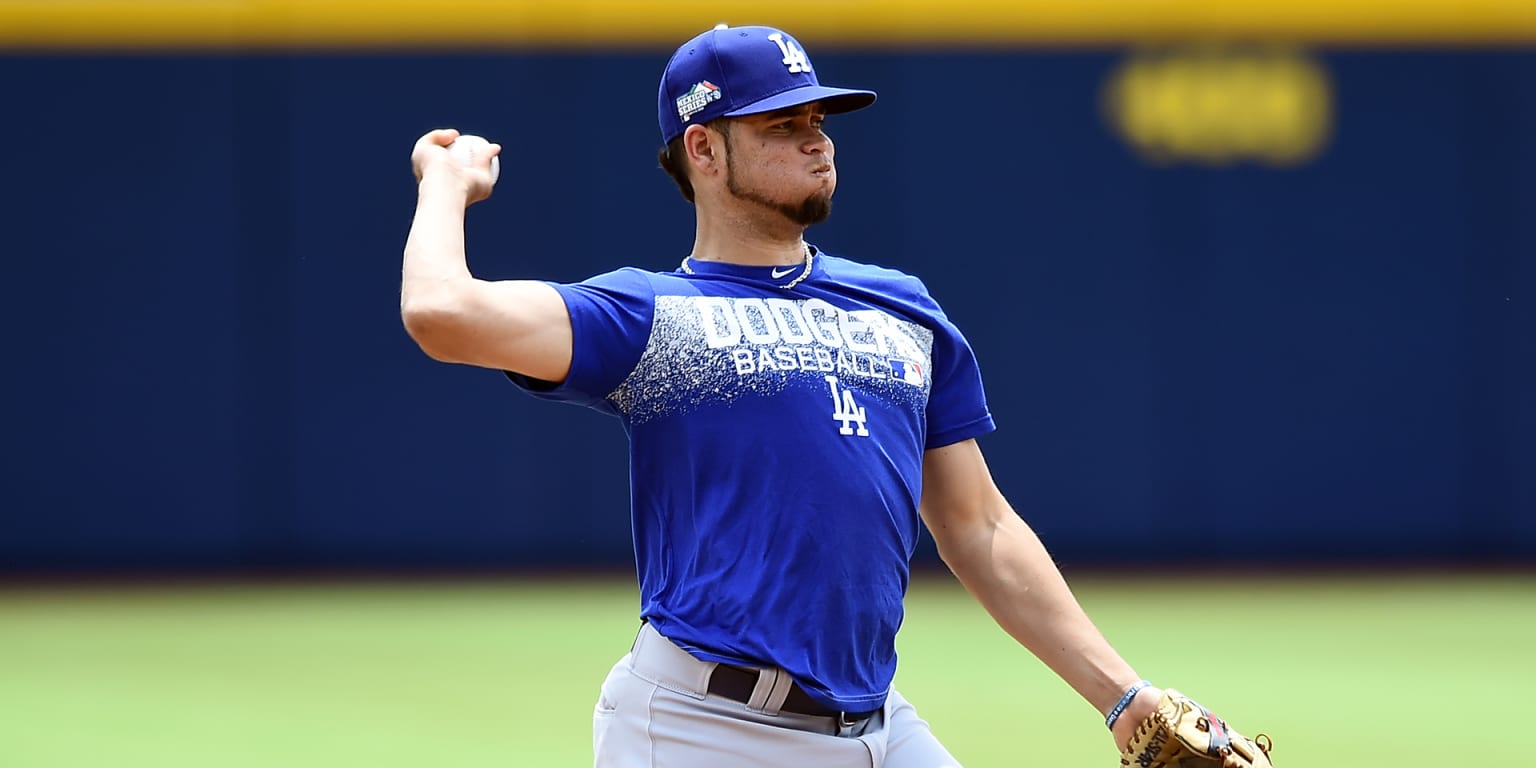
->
[[921, 499, 1010, 564], [401, 300, 472, 363]]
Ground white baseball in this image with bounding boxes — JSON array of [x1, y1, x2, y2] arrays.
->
[[447, 134, 500, 185]]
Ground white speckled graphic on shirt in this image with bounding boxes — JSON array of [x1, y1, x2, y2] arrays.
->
[[608, 295, 935, 424]]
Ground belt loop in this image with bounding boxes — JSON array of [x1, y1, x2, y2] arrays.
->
[[745, 668, 794, 715]]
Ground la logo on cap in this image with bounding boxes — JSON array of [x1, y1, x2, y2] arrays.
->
[[768, 33, 812, 74]]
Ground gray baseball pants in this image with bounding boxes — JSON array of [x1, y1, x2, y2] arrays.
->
[[593, 623, 962, 767]]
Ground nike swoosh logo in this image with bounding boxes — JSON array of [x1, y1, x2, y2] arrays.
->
[[771, 266, 797, 278]]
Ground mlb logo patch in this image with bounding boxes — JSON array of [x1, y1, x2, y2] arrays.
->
[[676, 81, 722, 122], [889, 359, 925, 387]]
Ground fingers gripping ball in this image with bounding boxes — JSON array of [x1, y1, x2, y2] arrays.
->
[[1119, 689, 1274, 768], [447, 134, 500, 185]]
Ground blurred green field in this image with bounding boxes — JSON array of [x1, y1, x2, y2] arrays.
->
[[1, 572, 1531, 767]]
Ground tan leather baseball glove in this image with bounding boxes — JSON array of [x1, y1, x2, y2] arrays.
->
[[1119, 689, 1273, 768]]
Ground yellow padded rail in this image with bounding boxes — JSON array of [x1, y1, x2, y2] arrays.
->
[[1, 0, 1534, 51]]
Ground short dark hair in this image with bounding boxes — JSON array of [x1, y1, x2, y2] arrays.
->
[[657, 119, 733, 204]]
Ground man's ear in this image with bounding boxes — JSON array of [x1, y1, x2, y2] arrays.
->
[[682, 123, 722, 176]]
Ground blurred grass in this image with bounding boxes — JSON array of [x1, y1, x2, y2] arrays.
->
[[0, 572, 1530, 767]]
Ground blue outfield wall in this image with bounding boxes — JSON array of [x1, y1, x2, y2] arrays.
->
[[1, 49, 1532, 572]]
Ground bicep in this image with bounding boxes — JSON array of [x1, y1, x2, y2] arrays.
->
[[405, 278, 574, 382], [919, 438, 1011, 544]]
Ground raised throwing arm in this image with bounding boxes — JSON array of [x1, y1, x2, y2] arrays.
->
[[401, 128, 574, 381]]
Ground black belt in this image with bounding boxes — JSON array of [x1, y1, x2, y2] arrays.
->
[[706, 663, 876, 721]]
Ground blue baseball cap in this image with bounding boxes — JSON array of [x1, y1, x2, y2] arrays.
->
[[658, 24, 877, 144]]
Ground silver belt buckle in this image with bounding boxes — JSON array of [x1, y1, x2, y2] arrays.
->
[[836, 710, 871, 737]]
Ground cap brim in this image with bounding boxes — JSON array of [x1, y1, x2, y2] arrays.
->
[[723, 85, 877, 118]]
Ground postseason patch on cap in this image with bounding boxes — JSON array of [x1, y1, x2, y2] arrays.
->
[[676, 81, 722, 123]]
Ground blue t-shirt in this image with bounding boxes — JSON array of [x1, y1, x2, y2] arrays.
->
[[509, 248, 995, 712]]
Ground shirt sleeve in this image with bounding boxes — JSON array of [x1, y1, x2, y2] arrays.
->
[[504, 267, 658, 413], [918, 291, 997, 449]]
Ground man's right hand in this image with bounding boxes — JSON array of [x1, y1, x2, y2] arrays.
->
[[412, 128, 501, 206]]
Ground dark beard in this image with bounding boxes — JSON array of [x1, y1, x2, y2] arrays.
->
[[726, 162, 833, 226]]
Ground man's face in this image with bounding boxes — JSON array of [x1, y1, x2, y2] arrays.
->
[[717, 104, 836, 226]]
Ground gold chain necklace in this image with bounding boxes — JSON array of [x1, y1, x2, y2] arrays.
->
[[679, 243, 814, 289]]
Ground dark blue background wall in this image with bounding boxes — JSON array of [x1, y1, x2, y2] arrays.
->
[[2, 49, 1532, 572]]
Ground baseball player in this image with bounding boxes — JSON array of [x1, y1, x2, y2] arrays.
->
[[401, 24, 1270, 768]]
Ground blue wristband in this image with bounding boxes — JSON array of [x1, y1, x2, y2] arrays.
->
[[1105, 680, 1152, 730]]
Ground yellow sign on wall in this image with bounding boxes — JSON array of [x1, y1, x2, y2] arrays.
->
[[1105, 47, 1333, 167]]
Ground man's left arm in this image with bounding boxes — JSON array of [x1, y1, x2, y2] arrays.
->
[[919, 437, 1160, 750]]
